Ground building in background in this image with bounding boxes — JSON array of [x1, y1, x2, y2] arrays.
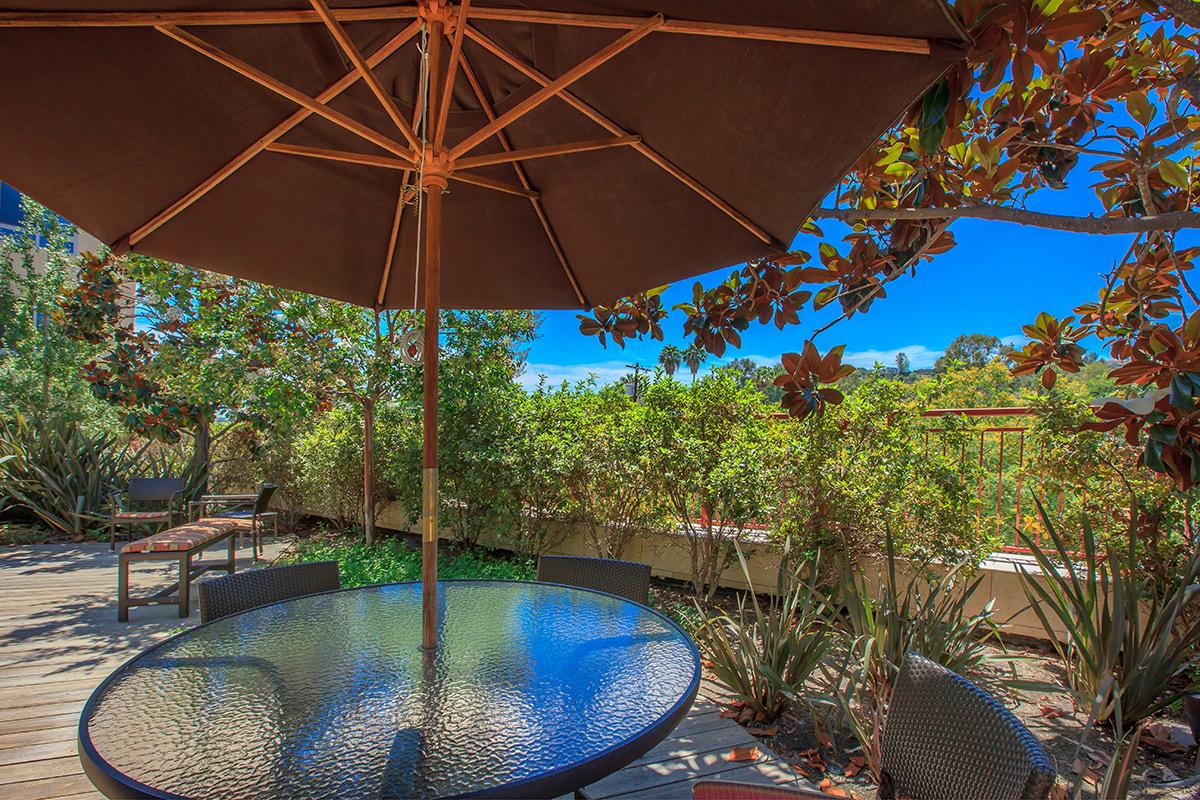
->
[[1, 181, 103, 262], [2, 181, 132, 325]]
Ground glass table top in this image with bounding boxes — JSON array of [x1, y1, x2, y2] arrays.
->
[[81, 580, 700, 799]]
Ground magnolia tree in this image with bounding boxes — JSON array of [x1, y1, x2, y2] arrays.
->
[[58, 253, 314, 490], [578, 1, 1200, 491]]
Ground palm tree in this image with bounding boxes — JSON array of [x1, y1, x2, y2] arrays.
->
[[658, 345, 683, 379], [683, 343, 707, 383]]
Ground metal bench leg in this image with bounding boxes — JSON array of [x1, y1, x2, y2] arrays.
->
[[226, 533, 236, 575], [178, 553, 190, 618], [117, 554, 130, 622]]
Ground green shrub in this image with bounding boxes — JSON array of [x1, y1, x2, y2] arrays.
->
[[695, 541, 832, 721], [777, 375, 994, 569], [294, 404, 418, 533], [283, 537, 533, 587], [553, 383, 672, 559], [643, 374, 783, 602], [1018, 501, 1200, 736]]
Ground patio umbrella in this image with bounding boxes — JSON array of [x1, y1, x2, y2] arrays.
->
[[0, 1, 969, 648]]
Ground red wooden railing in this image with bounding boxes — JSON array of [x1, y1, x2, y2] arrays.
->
[[920, 406, 1084, 553], [704, 406, 1092, 553]]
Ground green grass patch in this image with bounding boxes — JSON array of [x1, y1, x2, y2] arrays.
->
[[282, 537, 534, 588]]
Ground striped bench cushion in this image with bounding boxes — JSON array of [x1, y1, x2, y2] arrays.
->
[[122, 519, 247, 553], [112, 510, 172, 521]]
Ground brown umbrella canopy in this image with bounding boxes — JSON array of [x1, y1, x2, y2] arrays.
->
[[0, 1, 969, 311]]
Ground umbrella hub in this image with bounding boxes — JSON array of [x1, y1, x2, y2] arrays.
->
[[421, 146, 452, 191], [416, 0, 457, 32]]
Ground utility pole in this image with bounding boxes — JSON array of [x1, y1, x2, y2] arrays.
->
[[624, 361, 649, 402]]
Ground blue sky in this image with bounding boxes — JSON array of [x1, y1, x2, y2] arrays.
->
[[520, 154, 1197, 389]]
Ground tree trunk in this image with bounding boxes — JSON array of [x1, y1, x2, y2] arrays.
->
[[188, 420, 211, 496], [362, 396, 376, 546]]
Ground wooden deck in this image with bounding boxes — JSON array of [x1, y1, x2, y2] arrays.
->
[[0, 542, 810, 800]]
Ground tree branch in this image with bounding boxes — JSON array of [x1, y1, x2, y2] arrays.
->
[[813, 205, 1200, 234], [1158, 0, 1200, 28]]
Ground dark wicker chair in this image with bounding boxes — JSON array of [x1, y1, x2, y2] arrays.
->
[[693, 653, 1055, 800], [878, 653, 1055, 799], [108, 477, 186, 551], [198, 561, 341, 624], [536, 555, 651, 605]]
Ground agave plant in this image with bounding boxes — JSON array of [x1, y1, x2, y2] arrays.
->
[[694, 539, 832, 721], [0, 415, 203, 535], [1017, 498, 1200, 736], [838, 526, 1008, 687], [822, 527, 1010, 779]]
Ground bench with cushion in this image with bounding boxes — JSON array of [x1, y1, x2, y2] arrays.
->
[[118, 518, 249, 622]]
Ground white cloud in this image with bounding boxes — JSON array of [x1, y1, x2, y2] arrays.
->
[[520, 334, 1029, 389], [517, 360, 632, 390], [841, 344, 943, 369]]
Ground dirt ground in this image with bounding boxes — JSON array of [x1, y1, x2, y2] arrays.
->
[[701, 638, 1199, 799], [644, 572, 1200, 798]]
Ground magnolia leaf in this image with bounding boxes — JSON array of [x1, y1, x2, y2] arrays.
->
[[1126, 91, 1155, 127], [1158, 159, 1190, 189]]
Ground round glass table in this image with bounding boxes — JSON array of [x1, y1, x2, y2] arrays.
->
[[79, 580, 700, 799]]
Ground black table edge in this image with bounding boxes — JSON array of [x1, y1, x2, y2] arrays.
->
[[79, 579, 702, 800]]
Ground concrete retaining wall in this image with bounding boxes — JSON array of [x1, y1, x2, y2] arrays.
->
[[366, 499, 1063, 642]]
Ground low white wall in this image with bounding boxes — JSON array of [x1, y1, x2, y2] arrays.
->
[[366, 500, 1063, 642]]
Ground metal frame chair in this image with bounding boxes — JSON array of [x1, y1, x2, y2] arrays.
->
[[198, 561, 341, 624], [107, 477, 186, 551], [190, 483, 279, 558], [536, 555, 652, 605]]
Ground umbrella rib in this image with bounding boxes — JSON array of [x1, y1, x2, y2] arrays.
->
[[309, 0, 422, 153], [0, 6, 419, 27], [455, 136, 640, 170], [459, 49, 588, 308], [155, 26, 417, 162], [265, 142, 415, 169], [449, 172, 538, 198], [433, 0, 471, 151], [449, 14, 664, 162], [465, 7, 936, 56], [464, 25, 781, 249], [0, 7, 945, 57], [376, 184, 411, 309], [125, 21, 420, 248]]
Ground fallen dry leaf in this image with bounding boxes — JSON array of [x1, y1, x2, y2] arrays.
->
[[1038, 703, 1065, 719], [726, 746, 760, 763], [745, 723, 780, 737], [818, 778, 849, 798], [1143, 734, 1187, 754], [815, 722, 834, 750], [719, 703, 744, 720], [1144, 721, 1192, 752], [844, 755, 868, 778]]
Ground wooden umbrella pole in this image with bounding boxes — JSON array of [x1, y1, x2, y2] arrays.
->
[[421, 7, 448, 651]]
